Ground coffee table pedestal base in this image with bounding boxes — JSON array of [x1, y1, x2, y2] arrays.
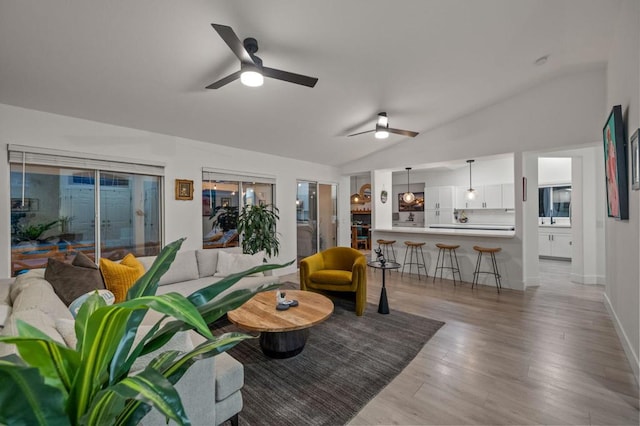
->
[[259, 329, 310, 359]]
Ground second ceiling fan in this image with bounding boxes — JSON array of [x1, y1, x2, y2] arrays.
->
[[348, 112, 419, 139], [206, 23, 318, 89]]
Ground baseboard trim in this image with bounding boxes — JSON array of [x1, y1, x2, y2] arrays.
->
[[603, 293, 639, 385], [570, 273, 605, 285]]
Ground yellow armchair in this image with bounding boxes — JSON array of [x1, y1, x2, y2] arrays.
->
[[300, 247, 367, 316]]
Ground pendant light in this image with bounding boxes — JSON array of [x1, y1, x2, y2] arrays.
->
[[350, 175, 363, 204], [402, 167, 415, 204], [466, 159, 476, 200]]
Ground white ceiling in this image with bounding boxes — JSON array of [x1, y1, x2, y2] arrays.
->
[[0, 0, 620, 167]]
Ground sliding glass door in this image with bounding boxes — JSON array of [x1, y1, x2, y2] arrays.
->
[[296, 181, 337, 264], [9, 164, 162, 276]]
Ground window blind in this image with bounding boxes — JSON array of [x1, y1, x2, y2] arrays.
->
[[8, 144, 165, 176], [202, 168, 276, 184]]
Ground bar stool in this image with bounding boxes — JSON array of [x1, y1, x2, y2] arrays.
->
[[376, 239, 397, 263], [402, 241, 428, 280], [472, 246, 502, 293], [433, 243, 462, 285]]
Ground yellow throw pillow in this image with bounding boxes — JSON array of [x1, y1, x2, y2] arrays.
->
[[99, 253, 145, 303]]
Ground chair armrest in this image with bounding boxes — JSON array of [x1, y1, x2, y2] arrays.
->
[[299, 252, 325, 290], [352, 255, 367, 285]]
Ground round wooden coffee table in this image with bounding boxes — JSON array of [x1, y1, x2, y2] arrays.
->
[[227, 290, 333, 358]]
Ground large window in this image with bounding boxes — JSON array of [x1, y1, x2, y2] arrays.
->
[[202, 170, 275, 249], [9, 146, 163, 276]]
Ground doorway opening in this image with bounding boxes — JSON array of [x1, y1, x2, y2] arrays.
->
[[296, 181, 337, 265]]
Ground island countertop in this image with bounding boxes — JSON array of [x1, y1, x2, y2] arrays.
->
[[373, 226, 516, 238]]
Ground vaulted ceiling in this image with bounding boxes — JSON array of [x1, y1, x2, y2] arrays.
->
[[0, 0, 620, 167]]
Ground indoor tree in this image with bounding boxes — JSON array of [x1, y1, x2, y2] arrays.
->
[[237, 203, 280, 257]]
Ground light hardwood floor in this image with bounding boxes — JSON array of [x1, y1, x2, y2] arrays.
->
[[283, 259, 639, 425]]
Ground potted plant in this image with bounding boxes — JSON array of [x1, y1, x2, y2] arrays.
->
[[209, 205, 238, 232], [0, 238, 291, 425], [12, 218, 60, 244], [237, 203, 280, 257]]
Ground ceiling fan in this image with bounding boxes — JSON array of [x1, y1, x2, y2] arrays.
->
[[206, 23, 318, 89], [348, 112, 419, 139]]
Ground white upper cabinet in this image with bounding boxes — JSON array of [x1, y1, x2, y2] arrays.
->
[[501, 183, 515, 209], [455, 184, 510, 209], [425, 186, 454, 209]]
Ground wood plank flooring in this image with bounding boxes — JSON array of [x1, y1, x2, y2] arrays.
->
[[282, 258, 639, 425]]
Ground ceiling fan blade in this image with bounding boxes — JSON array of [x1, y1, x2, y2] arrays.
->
[[262, 67, 318, 87], [211, 23, 254, 64], [388, 128, 419, 138], [347, 129, 376, 137], [206, 71, 242, 89]]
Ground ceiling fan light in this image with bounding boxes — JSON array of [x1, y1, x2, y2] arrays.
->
[[240, 70, 263, 87], [377, 113, 389, 127], [374, 130, 389, 139]]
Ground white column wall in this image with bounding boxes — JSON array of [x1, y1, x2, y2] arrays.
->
[[604, 0, 640, 382]]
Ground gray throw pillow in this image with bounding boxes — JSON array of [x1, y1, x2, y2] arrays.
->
[[45, 252, 106, 306]]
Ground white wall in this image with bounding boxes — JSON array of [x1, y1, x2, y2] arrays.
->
[[538, 157, 571, 185], [603, 0, 640, 382], [0, 104, 342, 278]]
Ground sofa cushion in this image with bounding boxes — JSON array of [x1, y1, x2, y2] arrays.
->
[[45, 252, 106, 306], [215, 352, 244, 401], [309, 270, 353, 286], [138, 251, 200, 286], [195, 249, 220, 278], [2, 309, 66, 349], [100, 254, 145, 303], [10, 269, 45, 304], [215, 251, 264, 277], [12, 278, 73, 321]]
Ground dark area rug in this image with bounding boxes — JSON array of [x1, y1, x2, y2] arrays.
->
[[212, 283, 445, 426]]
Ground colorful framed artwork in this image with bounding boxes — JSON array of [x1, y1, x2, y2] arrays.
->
[[398, 192, 424, 211], [602, 105, 628, 220], [175, 179, 194, 200], [631, 129, 639, 191]]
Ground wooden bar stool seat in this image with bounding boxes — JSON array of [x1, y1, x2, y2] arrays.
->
[[472, 246, 502, 293], [402, 241, 428, 280], [434, 243, 462, 285], [376, 239, 397, 263]]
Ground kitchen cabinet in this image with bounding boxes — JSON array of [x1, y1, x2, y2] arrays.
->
[[539, 227, 572, 259], [425, 186, 454, 225], [426, 208, 453, 225], [455, 185, 499, 209], [455, 184, 512, 209], [502, 183, 515, 209], [425, 186, 454, 209]]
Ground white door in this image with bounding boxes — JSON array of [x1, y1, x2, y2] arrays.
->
[[552, 233, 572, 258], [438, 186, 454, 209], [425, 187, 439, 210]]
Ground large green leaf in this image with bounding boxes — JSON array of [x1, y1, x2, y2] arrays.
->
[[91, 368, 189, 426], [0, 358, 70, 426], [74, 290, 108, 353], [127, 238, 185, 300], [0, 321, 80, 392]]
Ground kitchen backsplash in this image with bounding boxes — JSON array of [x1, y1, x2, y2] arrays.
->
[[453, 209, 515, 225]]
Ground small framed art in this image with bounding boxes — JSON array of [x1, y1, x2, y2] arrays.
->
[[631, 129, 639, 191], [175, 179, 194, 200]]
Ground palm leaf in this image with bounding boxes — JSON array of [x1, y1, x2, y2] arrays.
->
[[0, 321, 80, 392], [0, 357, 70, 426]]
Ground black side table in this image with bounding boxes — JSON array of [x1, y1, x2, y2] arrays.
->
[[367, 261, 401, 314]]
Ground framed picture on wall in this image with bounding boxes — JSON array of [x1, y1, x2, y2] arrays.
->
[[602, 105, 628, 220], [175, 179, 194, 200], [631, 129, 639, 191]]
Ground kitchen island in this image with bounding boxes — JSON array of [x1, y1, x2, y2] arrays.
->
[[372, 225, 522, 290]]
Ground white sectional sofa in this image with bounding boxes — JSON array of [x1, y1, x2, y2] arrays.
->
[[0, 247, 280, 426]]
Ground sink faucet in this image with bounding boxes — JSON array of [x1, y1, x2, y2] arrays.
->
[[550, 216, 556, 225]]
